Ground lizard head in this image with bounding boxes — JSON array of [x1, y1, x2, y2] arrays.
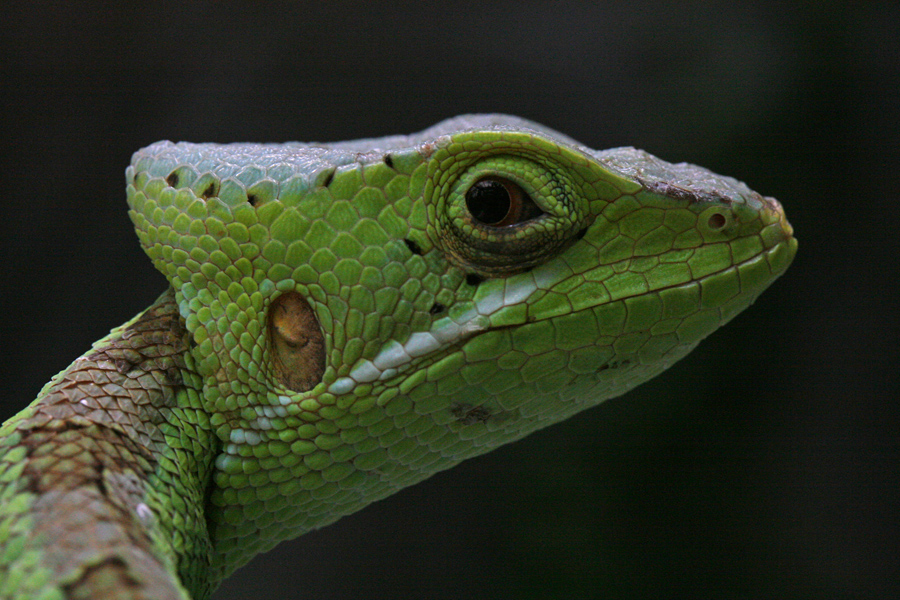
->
[[127, 114, 795, 574]]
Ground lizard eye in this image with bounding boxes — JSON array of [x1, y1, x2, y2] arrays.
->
[[465, 177, 544, 226], [435, 153, 587, 274]]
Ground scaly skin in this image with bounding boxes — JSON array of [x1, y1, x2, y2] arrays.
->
[[0, 115, 796, 599]]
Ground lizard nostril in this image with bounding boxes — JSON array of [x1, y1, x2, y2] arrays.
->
[[707, 212, 727, 230]]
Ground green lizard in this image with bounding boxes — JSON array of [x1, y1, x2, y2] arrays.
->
[[0, 115, 795, 599]]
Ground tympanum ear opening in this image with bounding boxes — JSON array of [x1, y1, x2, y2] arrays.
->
[[269, 292, 325, 393]]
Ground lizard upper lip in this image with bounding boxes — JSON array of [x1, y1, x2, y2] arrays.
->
[[768, 196, 796, 243]]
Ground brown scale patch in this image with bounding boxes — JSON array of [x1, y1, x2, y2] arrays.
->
[[451, 402, 493, 425], [63, 557, 140, 600], [8, 287, 211, 598]]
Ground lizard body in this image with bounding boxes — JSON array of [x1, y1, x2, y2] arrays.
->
[[0, 115, 796, 599]]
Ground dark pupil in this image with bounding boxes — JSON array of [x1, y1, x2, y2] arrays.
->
[[465, 180, 511, 225]]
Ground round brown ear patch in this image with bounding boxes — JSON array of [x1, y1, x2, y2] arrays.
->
[[269, 292, 325, 393]]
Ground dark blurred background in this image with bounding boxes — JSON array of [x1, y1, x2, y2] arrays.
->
[[2, 2, 897, 599]]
